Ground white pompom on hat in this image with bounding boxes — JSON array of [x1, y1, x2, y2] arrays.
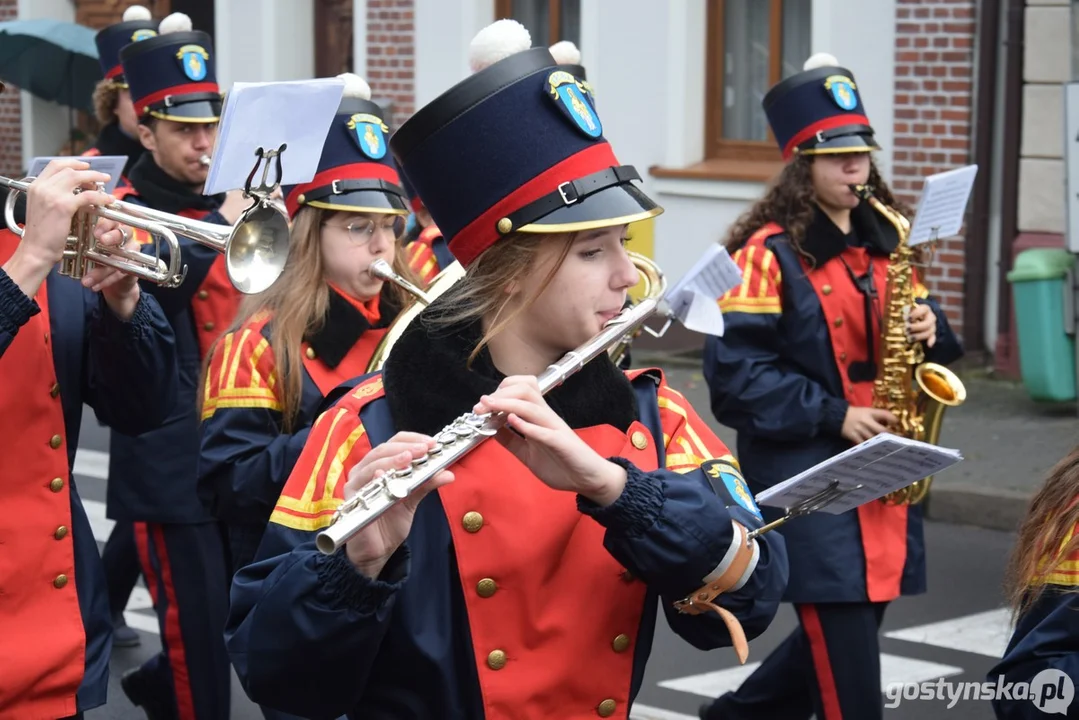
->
[[468, 19, 532, 74]]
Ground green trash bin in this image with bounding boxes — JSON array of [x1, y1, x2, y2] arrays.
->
[[1006, 248, 1077, 401]]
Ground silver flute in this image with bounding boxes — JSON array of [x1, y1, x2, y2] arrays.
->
[[314, 265, 670, 555]]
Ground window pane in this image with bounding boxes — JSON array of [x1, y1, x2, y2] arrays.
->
[[721, 0, 771, 141], [781, 0, 812, 80], [559, 0, 581, 47], [510, 0, 550, 47]]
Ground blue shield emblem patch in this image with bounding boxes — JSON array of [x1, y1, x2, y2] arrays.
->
[[546, 70, 602, 139], [704, 460, 762, 521], [346, 113, 389, 160], [824, 75, 858, 111], [176, 45, 209, 81], [131, 29, 157, 42]]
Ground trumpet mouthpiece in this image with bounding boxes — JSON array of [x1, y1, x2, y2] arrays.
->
[[368, 258, 395, 281], [199, 155, 211, 167]]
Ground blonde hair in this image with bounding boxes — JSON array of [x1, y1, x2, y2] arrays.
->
[[424, 231, 576, 366], [93, 79, 120, 125], [201, 205, 422, 431]]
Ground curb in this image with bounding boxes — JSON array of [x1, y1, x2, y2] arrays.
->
[[924, 484, 1031, 533]]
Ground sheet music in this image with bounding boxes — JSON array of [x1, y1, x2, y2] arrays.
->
[[27, 156, 128, 195], [204, 78, 346, 196], [664, 244, 742, 336], [907, 164, 978, 246], [755, 433, 963, 514]]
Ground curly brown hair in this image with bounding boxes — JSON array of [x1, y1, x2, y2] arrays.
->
[[722, 153, 914, 264], [92, 79, 120, 125]]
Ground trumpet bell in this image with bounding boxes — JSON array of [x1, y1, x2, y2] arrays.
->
[[224, 202, 290, 294]]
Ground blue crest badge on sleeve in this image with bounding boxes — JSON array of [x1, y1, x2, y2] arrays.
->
[[176, 45, 209, 81], [131, 29, 157, 42], [346, 113, 389, 160], [546, 70, 602, 139], [823, 75, 858, 111], [703, 460, 762, 521]]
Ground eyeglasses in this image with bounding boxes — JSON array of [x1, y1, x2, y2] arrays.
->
[[322, 216, 404, 245]]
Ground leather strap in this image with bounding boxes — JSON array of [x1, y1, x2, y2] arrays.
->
[[673, 522, 755, 664], [499, 165, 640, 235], [300, 178, 406, 204]]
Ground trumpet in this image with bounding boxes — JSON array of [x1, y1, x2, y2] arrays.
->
[[1, 175, 290, 295], [368, 258, 432, 304], [315, 256, 669, 555]]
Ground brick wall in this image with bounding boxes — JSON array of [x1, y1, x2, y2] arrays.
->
[[892, 0, 977, 336], [365, 0, 415, 131], [0, 0, 20, 177]]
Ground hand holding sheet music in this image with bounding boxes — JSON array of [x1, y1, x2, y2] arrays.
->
[[755, 433, 963, 515], [663, 244, 742, 336]]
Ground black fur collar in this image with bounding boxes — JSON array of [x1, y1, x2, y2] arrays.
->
[[305, 286, 401, 369], [799, 202, 898, 265], [127, 153, 224, 214], [382, 299, 639, 436]]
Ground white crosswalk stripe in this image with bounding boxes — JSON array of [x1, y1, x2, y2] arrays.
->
[[74, 448, 109, 481], [883, 608, 1014, 659]]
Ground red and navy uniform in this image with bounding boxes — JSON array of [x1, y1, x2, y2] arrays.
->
[[404, 223, 454, 284], [701, 206, 963, 720], [989, 516, 1079, 719], [199, 288, 402, 574], [0, 228, 177, 719], [225, 314, 787, 720], [103, 153, 236, 720]]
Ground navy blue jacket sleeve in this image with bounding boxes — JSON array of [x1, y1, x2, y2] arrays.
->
[[703, 241, 849, 441], [917, 295, 965, 366], [0, 267, 38, 356], [578, 460, 787, 651], [988, 589, 1079, 719], [84, 290, 179, 436]]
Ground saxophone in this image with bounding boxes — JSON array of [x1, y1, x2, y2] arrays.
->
[[850, 184, 967, 505]]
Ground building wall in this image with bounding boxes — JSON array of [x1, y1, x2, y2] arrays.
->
[[0, 0, 20, 177], [365, 0, 416, 130], [892, 0, 977, 336]]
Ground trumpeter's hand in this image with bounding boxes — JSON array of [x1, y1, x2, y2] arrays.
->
[[84, 219, 141, 321]]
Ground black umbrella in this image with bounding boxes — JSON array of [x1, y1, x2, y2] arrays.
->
[[0, 19, 103, 112]]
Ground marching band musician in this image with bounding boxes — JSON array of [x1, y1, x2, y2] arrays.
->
[[91, 3, 161, 653], [198, 71, 419, 598], [0, 156, 178, 718], [225, 22, 787, 720], [108, 12, 247, 719], [699, 55, 964, 720], [990, 446, 1079, 719], [87, 5, 157, 182]]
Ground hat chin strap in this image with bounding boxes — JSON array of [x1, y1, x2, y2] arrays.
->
[[497, 165, 640, 235], [795, 123, 876, 154]]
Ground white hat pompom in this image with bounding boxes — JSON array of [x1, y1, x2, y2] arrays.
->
[[803, 52, 839, 71], [549, 40, 581, 66], [122, 5, 152, 22], [336, 72, 372, 101], [158, 12, 193, 34], [469, 19, 531, 74]]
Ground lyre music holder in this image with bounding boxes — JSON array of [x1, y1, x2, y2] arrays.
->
[[244, 143, 288, 201], [746, 479, 865, 540]]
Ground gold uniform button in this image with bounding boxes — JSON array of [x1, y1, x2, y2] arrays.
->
[[477, 578, 498, 598], [822, 284, 833, 295], [611, 634, 631, 653], [305, 347, 317, 360], [597, 699, 617, 717], [833, 317, 843, 328], [630, 431, 648, 450], [54, 526, 68, 540], [197, 289, 209, 300], [839, 352, 848, 362], [203, 322, 215, 332], [49, 434, 62, 449], [462, 511, 484, 533], [621, 569, 635, 583], [50, 478, 64, 492], [53, 574, 68, 589], [487, 649, 507, 670], [50, 382, 60, 398]]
